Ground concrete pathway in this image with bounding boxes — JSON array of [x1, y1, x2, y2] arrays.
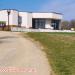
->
[[0, 31, 51, 75]]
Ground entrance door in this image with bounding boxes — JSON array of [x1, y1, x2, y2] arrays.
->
[[51, 19, 60, 30]]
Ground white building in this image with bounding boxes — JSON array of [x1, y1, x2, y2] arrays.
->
[[0, 9, 63, 30]]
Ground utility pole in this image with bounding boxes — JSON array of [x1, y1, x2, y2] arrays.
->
[[7, 10, 11, 30]]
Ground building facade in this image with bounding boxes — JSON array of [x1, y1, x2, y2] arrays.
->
[[0, 9, 63, 30]]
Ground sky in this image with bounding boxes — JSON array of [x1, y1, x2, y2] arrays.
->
[[0, 0, 75, 20]]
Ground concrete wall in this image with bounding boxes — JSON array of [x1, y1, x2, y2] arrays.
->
[[27, 13, 32, 28], [32, 13, 62, 20], [19, 12, 32, 28], [11, 10, 18, 25], [0, 10, 8, 25], [52, 13, 62, 20], [0, 10, 18, 26], [19, 12, 28, 28]]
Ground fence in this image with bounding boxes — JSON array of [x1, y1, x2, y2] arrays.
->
[[11, 27, 75, 32]]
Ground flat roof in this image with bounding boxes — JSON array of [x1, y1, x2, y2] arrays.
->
[[0, 9, 63, 15]]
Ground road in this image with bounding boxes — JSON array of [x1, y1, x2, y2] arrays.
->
[[0, 31, 51, 75]]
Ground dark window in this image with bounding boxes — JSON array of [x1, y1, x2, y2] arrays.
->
[[18, 16, 22, 27], [51, 19, 60, 30], [32, 19, 45, 29]]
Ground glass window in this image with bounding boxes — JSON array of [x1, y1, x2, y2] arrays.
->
[[33, 19, 45, 29]]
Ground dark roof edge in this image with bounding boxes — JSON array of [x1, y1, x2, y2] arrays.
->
[[0, 9, 63, 15], [0, 9, 19, 11]]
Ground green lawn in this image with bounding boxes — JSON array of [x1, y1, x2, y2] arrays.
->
[[26, 32, 75, 75]]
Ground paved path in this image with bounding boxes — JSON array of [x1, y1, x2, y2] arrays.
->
[[0, 31, 51, 75]]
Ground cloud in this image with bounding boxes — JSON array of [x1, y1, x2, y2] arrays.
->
[[39, 0, 75, 20]]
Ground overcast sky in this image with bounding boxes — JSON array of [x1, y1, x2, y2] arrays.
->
[[0, 0, 75, 20]]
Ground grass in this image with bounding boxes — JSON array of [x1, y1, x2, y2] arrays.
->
[[26, 32, 75, 75]]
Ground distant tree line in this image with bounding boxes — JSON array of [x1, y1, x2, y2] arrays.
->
[[61, 19, 75, 30]]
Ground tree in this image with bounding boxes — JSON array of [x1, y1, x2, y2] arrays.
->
[[70, 20, 75, 28], [0, 21, 6, 30], [61, 21, 70, 30]]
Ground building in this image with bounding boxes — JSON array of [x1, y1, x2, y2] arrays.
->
[[0, 9, 63, 30]]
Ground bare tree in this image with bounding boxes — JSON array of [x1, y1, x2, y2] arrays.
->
[[70, 19, 75, 28], [61, 21, 70, 30]]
